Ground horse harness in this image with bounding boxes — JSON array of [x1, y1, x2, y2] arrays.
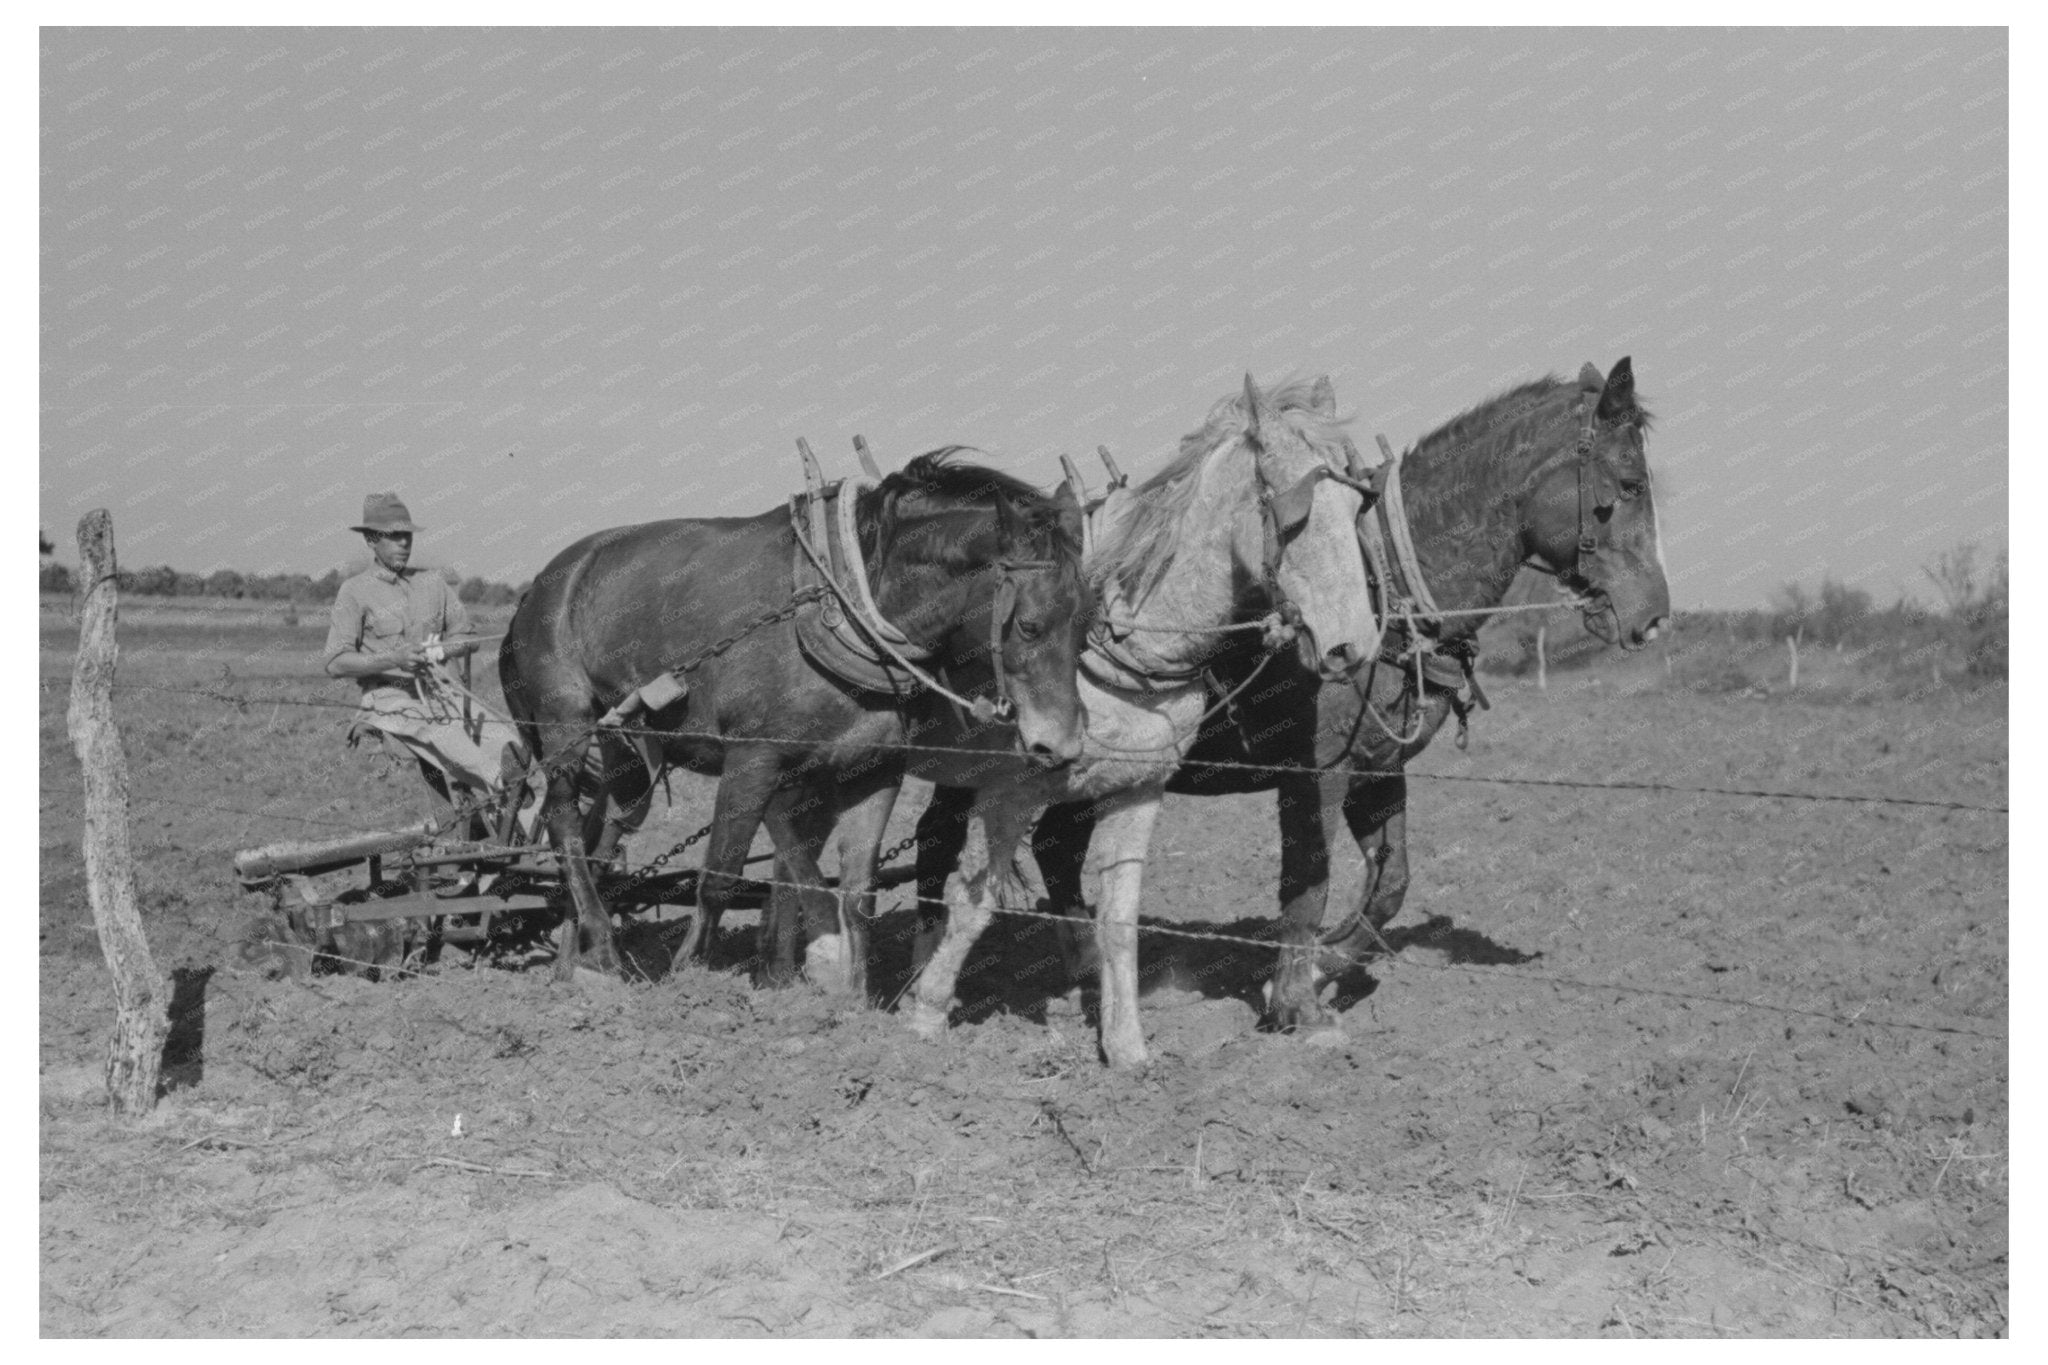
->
[[789, 473, 1061, 725], [1352, 361, 1629, 747], [1086, 425, 1374, 687], [1253, 436, 1379, 654]]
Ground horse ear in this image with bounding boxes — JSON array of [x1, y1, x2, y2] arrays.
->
[[1310, 375, 1336, 416], [1052, 480, 1085, 547], [1596, 355, 1636, 421], [1242, 372, 1264, 438]]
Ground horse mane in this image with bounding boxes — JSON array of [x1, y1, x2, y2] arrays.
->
[[1092, 378, 1352, 602], [858, 445, 1081, 568], [1405, 374, 1655, 477]]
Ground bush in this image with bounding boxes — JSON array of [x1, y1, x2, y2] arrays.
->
[[1959, 549, 2008, 680], [1771, 574, 1872, 646]]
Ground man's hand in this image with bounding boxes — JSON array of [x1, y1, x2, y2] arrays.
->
[[392, 641, 432, 670]]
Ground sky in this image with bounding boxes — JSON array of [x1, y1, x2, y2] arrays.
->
[[39, 26, 2007, 608]]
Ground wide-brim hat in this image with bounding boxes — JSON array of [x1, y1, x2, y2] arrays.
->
[[350, 492, 423, 534]]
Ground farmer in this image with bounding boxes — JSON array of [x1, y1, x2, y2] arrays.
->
[[324, 492, 528, 822]]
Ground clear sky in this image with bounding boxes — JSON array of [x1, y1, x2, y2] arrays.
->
[[40, 26, 2006, 608]]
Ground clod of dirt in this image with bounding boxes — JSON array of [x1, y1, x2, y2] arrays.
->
[[914, 1305, 1000, 1337], [572, 967, 630, 998], [40, 1064, 105, 1109]]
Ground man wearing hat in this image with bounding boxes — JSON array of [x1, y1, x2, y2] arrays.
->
[[325, 492, 526, 819]]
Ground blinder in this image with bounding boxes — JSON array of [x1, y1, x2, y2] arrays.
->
[[1267, 466, 1325, 539], [1252, 448, 1374, 659]]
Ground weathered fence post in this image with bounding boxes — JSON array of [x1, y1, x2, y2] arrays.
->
[[1534, 624, 1548, 691], [65, 510, 169, 1115], [1786, 631, 1801, 691]]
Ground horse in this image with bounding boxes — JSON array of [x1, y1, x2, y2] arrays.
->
[[499, 450, 1091, 983], [913, 357, 1672, 1038], [889, 374, 1382, 1069]]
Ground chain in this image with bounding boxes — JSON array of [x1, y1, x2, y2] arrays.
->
[[875, 830, 923, 867], [506, 586, 833, 812], [571, 588, 837, 905], [669, 587, 827, 678], [621, 814, 916, 909], [602, 819, 715, 904]]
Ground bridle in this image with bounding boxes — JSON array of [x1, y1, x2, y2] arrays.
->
[[1523, 362, 1622, 598], [1253, 434, 1375, 650], [1571, 362, 1608, 573], [976, 549, 1066, 724]]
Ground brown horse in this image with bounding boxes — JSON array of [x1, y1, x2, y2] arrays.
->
[[914, 358, 1671, 1036], [501, 451, 1090, 982]]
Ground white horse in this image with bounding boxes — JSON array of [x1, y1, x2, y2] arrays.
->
[[897, 374, 1378, 1068]]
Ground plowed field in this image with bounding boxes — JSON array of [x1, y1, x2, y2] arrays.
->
[[40, 606, 2007, 1336]]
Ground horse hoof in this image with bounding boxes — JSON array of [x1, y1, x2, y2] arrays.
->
[[1102, 1041, 1150, 1071], [803, 935, 855, 995], [1271, 1000, 1338, 1034], [904, 1000, 950, 1040]]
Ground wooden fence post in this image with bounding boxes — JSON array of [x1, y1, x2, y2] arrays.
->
[[1786, 631, 1801, 691], [65, 510, 169, 1115], [1534, 625, 1548, 691]]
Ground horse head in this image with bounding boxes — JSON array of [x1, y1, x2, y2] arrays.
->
[[1233, 373, 1378, 679], [1518, 357, 1672, 649], [869, 454, 1089, 766]]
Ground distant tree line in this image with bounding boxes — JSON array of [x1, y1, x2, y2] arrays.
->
[[1480, 541, 2007, 683], [38, 531, 523, 607]]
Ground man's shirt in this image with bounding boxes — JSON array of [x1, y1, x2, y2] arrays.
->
[[324, 565, 470, 693]]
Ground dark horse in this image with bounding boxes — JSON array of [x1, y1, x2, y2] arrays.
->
[[913, 357, 1671, 1033], [501, 451, 1090, 982]]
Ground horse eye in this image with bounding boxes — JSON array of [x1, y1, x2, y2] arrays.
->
[[1015, 618, 1044, 642], [1618, 479, 1645, 500]]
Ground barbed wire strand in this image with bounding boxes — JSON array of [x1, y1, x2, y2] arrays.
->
[[52, 679, 2012, 816]]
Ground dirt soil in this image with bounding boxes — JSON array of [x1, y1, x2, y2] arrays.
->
[[40, 607, 2008, 1336]]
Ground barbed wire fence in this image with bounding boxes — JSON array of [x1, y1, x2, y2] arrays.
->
[[37, 666, 2008, 1048]]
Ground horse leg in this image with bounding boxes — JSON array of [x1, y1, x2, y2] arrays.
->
[[827, 771, 902, 1001], [542, 734, 619, 982], [1266, 770, 1346, 1032], [681, 749, 779, 969], [586, 733, 654, 880], [1031, 800, 1098, 996], [760, 782, 834, 990], [905, 793, 1031, 1040], [1318, 773, 1411, 974], [1089, 785, 1164, 1069], [910, 785, 975, 979]]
